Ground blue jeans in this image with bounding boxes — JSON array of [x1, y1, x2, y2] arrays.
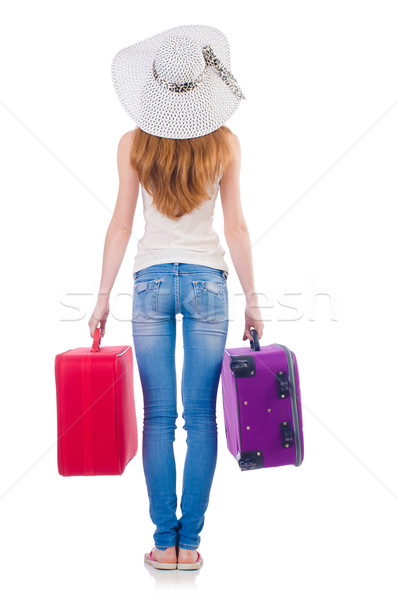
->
[[131, 262, 229, 551]]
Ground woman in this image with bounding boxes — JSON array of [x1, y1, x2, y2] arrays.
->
[[89, 25, 264, 570]]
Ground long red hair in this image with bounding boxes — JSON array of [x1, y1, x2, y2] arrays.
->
[[129, 126, 234, 220]]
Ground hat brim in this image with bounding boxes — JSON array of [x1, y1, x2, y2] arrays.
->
[[111, 24, 243, 139]]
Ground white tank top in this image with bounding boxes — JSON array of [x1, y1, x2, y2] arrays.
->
[[132, 173, 229, 275]]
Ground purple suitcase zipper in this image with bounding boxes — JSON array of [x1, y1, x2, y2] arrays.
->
[[221, 328, 304, 471]]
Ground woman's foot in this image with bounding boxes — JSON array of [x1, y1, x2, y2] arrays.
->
[[177, 547, 199, 564], [144, 545, 177, 564], [177, 546, 203, 570]]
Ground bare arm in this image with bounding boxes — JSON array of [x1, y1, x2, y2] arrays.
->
[[220, 132, 264, 341], [88, 130, 139, 337]]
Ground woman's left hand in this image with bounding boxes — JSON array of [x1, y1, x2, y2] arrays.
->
[[88, 295, 110, 338]]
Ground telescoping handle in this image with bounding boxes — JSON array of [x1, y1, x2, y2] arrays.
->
[[249, 327, 260, 351], [91, 327, 102, 352]]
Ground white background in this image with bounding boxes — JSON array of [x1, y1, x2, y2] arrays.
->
[[1, 0, 396, 598]]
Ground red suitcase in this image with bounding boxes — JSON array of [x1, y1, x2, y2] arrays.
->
[[54, 328, 138, 476]]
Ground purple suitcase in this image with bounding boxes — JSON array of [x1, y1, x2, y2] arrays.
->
[[221, 328, 304, 471]]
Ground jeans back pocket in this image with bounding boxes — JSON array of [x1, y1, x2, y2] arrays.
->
[[133, 279, 163, 321], [192, 279, 227, 322]]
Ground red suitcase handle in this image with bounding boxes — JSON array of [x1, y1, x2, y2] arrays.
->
[[91, 327, 102, 352]]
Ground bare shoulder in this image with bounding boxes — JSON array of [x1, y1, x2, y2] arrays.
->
[[224, 128, 240, 148], [116, 129, 139, 181], [219, 129, 245, 232], [118, 129, 137, 152], [229, 130, 241, 156], [227, 129, 239, 142], [220, 130, 241, 185], [117, 129, 137, 162]]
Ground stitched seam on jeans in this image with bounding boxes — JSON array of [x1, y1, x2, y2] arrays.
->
[[153, 280, 162, 315]]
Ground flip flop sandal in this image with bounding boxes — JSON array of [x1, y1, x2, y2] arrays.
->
[[177, 551, 204, 570], [144, 547, 177, 570]]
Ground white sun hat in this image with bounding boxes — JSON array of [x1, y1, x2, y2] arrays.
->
[[111, 24, 246, 139]]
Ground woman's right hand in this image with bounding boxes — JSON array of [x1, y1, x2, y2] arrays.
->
[[243, 299, 264, 343]]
